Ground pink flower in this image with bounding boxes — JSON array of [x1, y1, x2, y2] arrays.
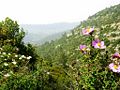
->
[[80, 45, 87, 54], [82, 28, 94, 35], [112, 52, 120, 59], [92, 39, 106, 49], [109, 63, 120, 73]]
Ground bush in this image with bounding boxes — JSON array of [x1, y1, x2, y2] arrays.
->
[[0, 18, 38, 87]]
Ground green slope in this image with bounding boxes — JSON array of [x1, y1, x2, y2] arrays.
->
[[36, 4, 120, 89], [37, 4, 120, 62]]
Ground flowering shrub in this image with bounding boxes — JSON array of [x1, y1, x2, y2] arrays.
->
[[82, 27, 94, 35], [75, 27, 120, 89], [109, 63, 120, 73], [36, 23, 120, 89], [108, 52, 120, 73], [34, 4, 120, 89], [92, 39, 106, 49], [112, 52, 120, 58], [0, 18, 37, 85], [0, 46, 32, 78]]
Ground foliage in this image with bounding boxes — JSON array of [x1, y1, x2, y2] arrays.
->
[[1, 4, 120, 90], [0, 18, 37, 87]]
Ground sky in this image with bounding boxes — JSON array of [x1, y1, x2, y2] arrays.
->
[[0, 0, 119, 24]]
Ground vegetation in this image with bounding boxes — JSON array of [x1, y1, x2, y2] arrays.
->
[[0, 4, 120, 90], [37, 4, 120, 89]]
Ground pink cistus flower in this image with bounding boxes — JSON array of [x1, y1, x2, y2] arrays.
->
[[109, 63, 120, 73], [112, 52, 120, 59], [80, 45, 87, 54], [92, 39, 106, 49], [82, 28, 94, 35]]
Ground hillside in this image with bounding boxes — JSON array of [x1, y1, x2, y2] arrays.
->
[[38, 4, 120, 61], [36, 4, 120, 89]]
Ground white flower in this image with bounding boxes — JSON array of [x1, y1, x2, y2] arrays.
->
[[94, 35, 99, 39], [8, 53, 11, 55], [21, 55, 26, 58], [2, 52, 6, 55], [4, 63, 8, 66], [4, 73, 10, 77], [0, 55, 4, 57], [0, 48, 3, 50], [12, 61, 17, 65], [26, 56, 32, 60], [103, 33, 106, 36], [86, 48, 90, 51], [19, 55, 26, 59], [16, 48, 19, 51], [114, 48, 119, 52], [47, 72, 50, 75], [4, 59, 7, 61], [19, 57, 22, 60], [15, 55, 18, 57]]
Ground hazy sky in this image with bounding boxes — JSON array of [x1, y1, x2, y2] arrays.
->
[[0, 0, 119, 24]]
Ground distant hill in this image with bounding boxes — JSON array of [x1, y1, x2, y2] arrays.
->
[[20, 22, 79, 44]]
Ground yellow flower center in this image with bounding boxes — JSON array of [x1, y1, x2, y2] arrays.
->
[[82, 48, 86, 51], [114, 65, 118, 69], [97, 42, 101, 47], [86, 29, 90, 32]]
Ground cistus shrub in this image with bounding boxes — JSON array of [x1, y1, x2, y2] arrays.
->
[[0, 18, 38, 87], [76, 27, 120, 89]]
